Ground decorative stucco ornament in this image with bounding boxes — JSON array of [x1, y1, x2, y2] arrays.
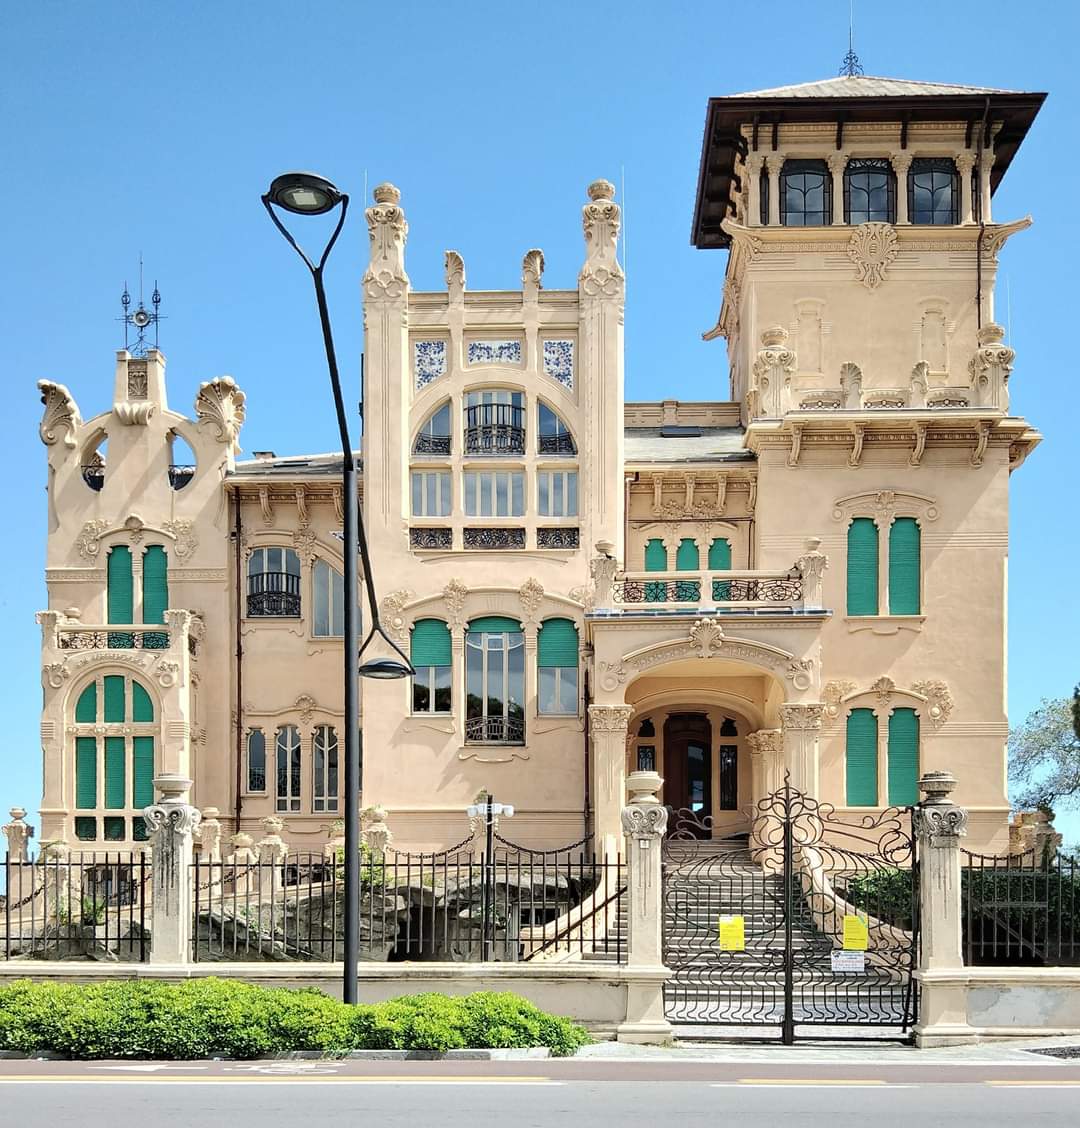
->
[[912, 679, 954, 729], [847, 222, 899, 290], [194, 376, 247, 449], [688, 618, 725, 657], [380, 590, 412, 644], [579, 180, 624, 299], [442, 577, 468, 627], [518, 578, 545, 622], [363, 183, 409, 301], [38, 380, 82, 448]]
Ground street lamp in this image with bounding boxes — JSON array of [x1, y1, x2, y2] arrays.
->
[[263, 171, 414, 1003], [466, 796, 514, 959]]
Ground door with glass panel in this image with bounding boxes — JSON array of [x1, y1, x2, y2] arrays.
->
[[663, 713, 712, 837]]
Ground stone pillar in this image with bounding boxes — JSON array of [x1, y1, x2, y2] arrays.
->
[[257, 815, 288, 900], [144, 774, 201, 966], [891, 152, 912, 224], [779, 704, 823, 797], [196, 806, 222, 863], [956, 151, 976, 225], [745, 153, 765, 225], [590, 544, 618, 611], [795, 537, 829, 611], [2, 807, 32, 862], [968, 323, 1014, 412], [589, 705, 633, 859], [828, 152, 846, 226], [750, 327, 796, 419], [765, 153, 782, 226], [616, 770, 672, 1045], [746, 729, 783, 804], [913, 771, 975, 1047]]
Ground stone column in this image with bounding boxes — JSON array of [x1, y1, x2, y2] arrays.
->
[[765, 154, 783, 226], [828, 152, 846, 226], [795, 537, 829, 611], [779, 704, 823, 797], [745, 153, 765, 225], [891, 152, 912, 224], [616, 770, 672, 1045], [913, 771, 975, 1047], [3, 807, 34, 905], [955, 151, 976, 225], [589, 705, 633, 859], [977, 149, 994, 223], [144, 774, 201, 966]]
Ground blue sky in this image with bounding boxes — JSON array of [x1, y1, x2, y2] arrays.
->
[[2, 0, 1077, 847]]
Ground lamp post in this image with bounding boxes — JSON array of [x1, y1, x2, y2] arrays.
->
[[263, 171, 414, 1003], [466, 796, 514, 959]]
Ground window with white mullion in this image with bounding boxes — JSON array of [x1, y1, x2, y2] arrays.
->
[[411, 469, 451, 517], [275, 725, 302, 813], [463, 470, 525, 517], [312, 725, 339, 813], [538, 469, 578, 517]]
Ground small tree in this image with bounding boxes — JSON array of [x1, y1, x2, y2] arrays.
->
[[1009, 696, 1080, 812]]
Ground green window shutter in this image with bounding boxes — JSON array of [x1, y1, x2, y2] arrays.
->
[[142, 545, 169, 624], [846, 708, 878, 807], [131, 681, 154, 722], [103, 675, 125, 722], [708, 538, 731, 569], [104, 736, 126, 809], [411, 619, 452, 667], [75, 683, 97, 723], [466, 615, 522, 633], [847, 518, 879, 616], [75, 737, 97, 809], [644, 539, 667, 571], [887, 708, 920, 806], [675, 538, 699, 571], [132, 737, 155, 808], [538, 618, 578, 668], [107, 546, 133, 624], [888, 518, 921, 615]]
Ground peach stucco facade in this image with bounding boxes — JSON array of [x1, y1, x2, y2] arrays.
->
[[33, 75, 1044, 857]]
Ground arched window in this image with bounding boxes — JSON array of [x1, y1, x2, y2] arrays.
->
[[248, 547, 301, 617], [247, 728, 266, 792], [908, 158, 959, 225], [413, 401, 451, 455], [709, 537, 732, 601], [142, 545, 169, 648], [275, 725, 301, 813], [644, 538, 668, 603], [674, 538, 701, 602], [411, 619, 452, 714], [464, 389, 525, 455], [847, 518, 879, 616], [82, 434, 107, 492], [846, 708, 878, 807], [888, 518, 921, 615], [313, 725, 339, 813], [72, 674, 156, 842], [465, 616, 524, 743], [538, 403, 576, 455], [538, 618, 579, 715], [313, 558, 345, 636], [781, 160, 831, 226], [167, 431, 196, 490], [844, 158, 896, 224]]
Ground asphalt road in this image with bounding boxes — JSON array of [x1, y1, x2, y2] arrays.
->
[[3, 1058, 1080, 1127]]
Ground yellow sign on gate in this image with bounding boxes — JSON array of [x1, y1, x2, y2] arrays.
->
[[842, 913, 869, 951], [718, 915, 746, 951]]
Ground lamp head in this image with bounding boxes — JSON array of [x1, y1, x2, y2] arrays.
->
[[358, 657, 413, 680], [266, 172, 343, 216]]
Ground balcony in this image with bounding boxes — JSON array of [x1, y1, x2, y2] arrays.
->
[[40, 608, 198, 666], [611, 569, 804, 612], [465, 715, 525, 745], [56, 624, 173, 650], [464, 403, 525, 455], [247, 572, 301, 617]]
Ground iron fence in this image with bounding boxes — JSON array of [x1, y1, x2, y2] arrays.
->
[[962, 848, 1080, 966], [191, 843, 625, 964], [2, 852, 149, 961]]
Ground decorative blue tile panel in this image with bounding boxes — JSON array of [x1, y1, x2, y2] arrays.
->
[[467, 339, 522, 365], [414, 340, 447, 389], [542, 339, 574, 389]]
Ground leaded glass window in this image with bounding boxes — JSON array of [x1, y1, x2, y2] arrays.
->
[[908, 158, 959, 225], [780, 159, 831, 226], [844, 158, 896, 224]]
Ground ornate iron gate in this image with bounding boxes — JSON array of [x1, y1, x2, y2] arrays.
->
[[663, 783, 919, 1043]]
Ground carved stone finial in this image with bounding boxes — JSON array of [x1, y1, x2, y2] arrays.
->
[[445, 250, 466, 296], [580, 179, 623, 299], [194, 376, 247, 451], [362, 805, 393, 854], [522, 248, 545, 291], [372, 182, 400, 205], [2, 807, 32, 862], [37, 380, 82, 450], [589, 546, 618, 610], [364, 183, 409, 300], [621, 770, 668, 840], [588, 179, 616, 201], [750, 328, 796, 418], [968, 322, 1014, 410]]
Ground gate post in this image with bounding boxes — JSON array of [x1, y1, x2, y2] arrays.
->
[[144, 774, 201, 965], [616, 770, 673, 1045], [913, 770, 975, 1047]]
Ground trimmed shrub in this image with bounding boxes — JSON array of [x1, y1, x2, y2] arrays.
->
[[0, 979, 589, 1059]]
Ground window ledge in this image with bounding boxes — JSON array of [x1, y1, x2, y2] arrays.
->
[[845, 615, 925, 636]]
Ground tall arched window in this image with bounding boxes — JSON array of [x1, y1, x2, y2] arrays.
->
[[847, 518, 879, 616], [73, 674, 156, 842], [248, 547, 301, 617], [781, 160, 831, 226], [538, 403, 576, 454], [465, 616, 525, 743], [313, 558, 345, 636], [908, 158, 959, 225], [846, 708, 878, 807], [275, 725, 301, 812], [844, 158, 896, 224], [313, 725, 339, 813], [247, 729, 266, 792], [142, 545, 169, 648]]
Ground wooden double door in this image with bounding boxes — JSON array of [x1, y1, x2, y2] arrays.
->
[[663, 713, 738, 833]]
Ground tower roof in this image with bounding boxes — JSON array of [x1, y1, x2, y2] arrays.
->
[[692, 74, 1046, 248]]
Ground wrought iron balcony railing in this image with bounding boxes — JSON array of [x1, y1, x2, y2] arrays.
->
[[168, 464, 195, 490], [465, 715, 526, 745], [462, 527, 526, 550], [538, 432, 576, 455], [57, 625, 171, 650], [81, 464, 105, 491], [413, 434, 451, 455], [463, 403, 525, 455], [247, 572, 302, 617], [611, 569, 805, 611]]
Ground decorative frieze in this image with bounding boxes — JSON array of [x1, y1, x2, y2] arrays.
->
[[462, 527, 526, 550], [537, 527, 580, 549], [467, 339, 522, 365], [414, 340, 447, 389], [410, 527, 452, 550], [542, 339, 575, 389]]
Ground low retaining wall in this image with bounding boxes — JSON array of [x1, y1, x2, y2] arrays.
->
[[0, 961, 668, 1035], [917, 967, 1080, 1046]]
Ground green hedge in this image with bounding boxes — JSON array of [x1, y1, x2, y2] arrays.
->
[[0, 979, 590, 1059]]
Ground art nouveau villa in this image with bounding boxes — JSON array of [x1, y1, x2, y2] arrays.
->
[[35, 75, 1044, 859]]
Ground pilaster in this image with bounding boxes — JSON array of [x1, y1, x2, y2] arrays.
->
[[827, 152, 846, 226], [779, 703, 824, 797], [588, 704, 633, 859], [764, 153, 783, 225], [891, 152, 912, 224]]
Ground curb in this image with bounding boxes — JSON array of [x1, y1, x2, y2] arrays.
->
[[0, 1048, 552, 1061]]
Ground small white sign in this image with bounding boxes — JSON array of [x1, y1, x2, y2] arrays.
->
[[831, 950, 866, 973]]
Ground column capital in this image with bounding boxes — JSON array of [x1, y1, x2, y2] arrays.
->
[[827, 150, 847, 174], [890, 150, 913, 172], [779, 703, 824, 732], [746, 728, 783, 756], [913, 771, 968, 844], [589, 703, 634, 733], [745, 151, 766, 174], [955, 151, 977, 175]]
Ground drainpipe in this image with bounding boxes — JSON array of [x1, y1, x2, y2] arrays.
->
[[233, 494, 244, 832]]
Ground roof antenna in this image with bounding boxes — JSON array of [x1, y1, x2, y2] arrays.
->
[[839, 0, 864, 77]]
